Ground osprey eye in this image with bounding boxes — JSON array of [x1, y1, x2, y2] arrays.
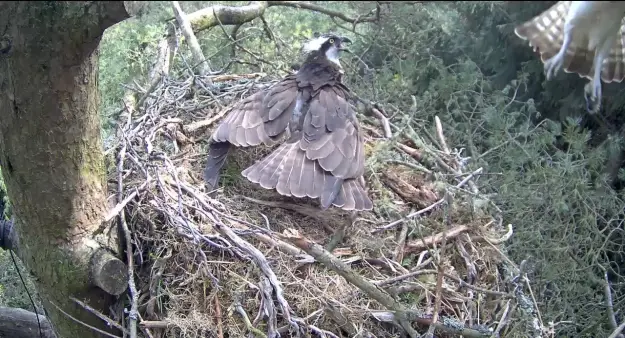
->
[[329, 38, 335, 44]]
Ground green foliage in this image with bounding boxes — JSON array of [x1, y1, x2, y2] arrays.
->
[[99, 2, 173, 133], [0, 251, 40, 312], [345, 2, 625, 336], [0, 168, 36, 312], [0, 167, 11, 220]]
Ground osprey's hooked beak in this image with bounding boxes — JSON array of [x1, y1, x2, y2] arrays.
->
[[338, 36, 352, 53]]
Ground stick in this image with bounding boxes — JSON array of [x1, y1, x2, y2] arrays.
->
[[404, 225, 469, 252], [48, 300, 121, 338], [374, 167, 483, 233], [284, 232, 420, 338], [172, 1, 212, 78], [70, 297, 129, 335], [176, 182, 300, 333], [116, 120, 139, 338], [609, 321, 625, 338]]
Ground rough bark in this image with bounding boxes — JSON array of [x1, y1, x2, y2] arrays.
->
[[0, 2, 137, 337], [183, 1, 269, 33]]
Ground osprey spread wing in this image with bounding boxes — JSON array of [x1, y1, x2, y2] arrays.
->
[[203, 33, 373, 211], [514, 1, 625, 112]]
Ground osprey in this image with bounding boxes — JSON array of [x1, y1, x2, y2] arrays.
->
[[514, 1, 625, 112], [203, 33, 373, 211]]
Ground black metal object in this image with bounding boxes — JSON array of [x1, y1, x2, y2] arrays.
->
[[0, 218, 12, 250], [0, 37, 11, 55]]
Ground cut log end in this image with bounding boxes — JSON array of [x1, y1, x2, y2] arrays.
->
[[90, 249, 129, 296]]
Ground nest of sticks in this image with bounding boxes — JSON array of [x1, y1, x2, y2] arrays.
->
[[105, 70, 538, 338]]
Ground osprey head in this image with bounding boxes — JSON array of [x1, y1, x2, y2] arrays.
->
[[301, 32, 352, 66]]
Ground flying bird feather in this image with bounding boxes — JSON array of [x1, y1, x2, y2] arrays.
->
[[514, 1, 625, 113]]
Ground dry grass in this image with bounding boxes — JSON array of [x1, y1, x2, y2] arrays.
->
[[106, 71, 535, 338]]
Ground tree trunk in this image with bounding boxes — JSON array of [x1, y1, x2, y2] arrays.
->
[[0, 2, 137, 337]]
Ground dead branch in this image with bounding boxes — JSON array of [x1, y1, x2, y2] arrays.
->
[[609, 321, 625, 338], [231, 221, 315, 263], [172, 1, 212, 78], [602, 267, 623, 337], [284, 231, 495, 337], [212, 72, 266, 82], [405, 225, 470, 253], [71, 297, 128, 335], [167, 1, 379, 36], [116, 114, 139, 338], [395, 143, 423, 161], [381, 171, 439, 209], [183, 106, 231, 133], [214, 296, 224, 338], [139, 321, 172, 329], [370, 311, 491, 337], [48, 300, 121, 338], [283, 231, 419, 338], [267, 1, 379, 24], [375, 167, 483, 233]]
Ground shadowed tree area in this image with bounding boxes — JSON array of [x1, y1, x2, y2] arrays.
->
[[1, 1, 625, 337]]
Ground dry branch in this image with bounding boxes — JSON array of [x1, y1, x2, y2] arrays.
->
[[169, 1, 380, 36], [172, 1, 212, 77], [609, 322, 625, 338], [405, 224, 469, 253], [375, 167, 483, 233], [381, 170, 439, 209], [116, 120, 140, 338], [284, 232, 493, 337], [370, 311, 491, 337], [284, 231, 419, 338]]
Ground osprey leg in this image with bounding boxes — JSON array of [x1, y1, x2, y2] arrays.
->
[[586, 34, 616, 113], [545, 21, 574, 80]]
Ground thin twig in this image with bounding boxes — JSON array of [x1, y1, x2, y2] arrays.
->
[[235, 299, 267, 338], [491, 299, 511, 337], [434, 116, 451, 155], [215, 296, 224, 338], [48, 300, 122, 338], [425, 192, 450, 337], [609, 321, 625, 338], [117, 105, 139, 338], [374, 167, 482, 233], [404, 225, 470, 253], [284, 232, 420, 338], [70, 297, 129, 335]]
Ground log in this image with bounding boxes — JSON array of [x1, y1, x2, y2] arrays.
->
[[0, 306, 57, 338]]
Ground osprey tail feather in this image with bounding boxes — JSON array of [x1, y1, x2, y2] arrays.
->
[[203, 141, 231, 190], [242, 143, 372, 211]]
